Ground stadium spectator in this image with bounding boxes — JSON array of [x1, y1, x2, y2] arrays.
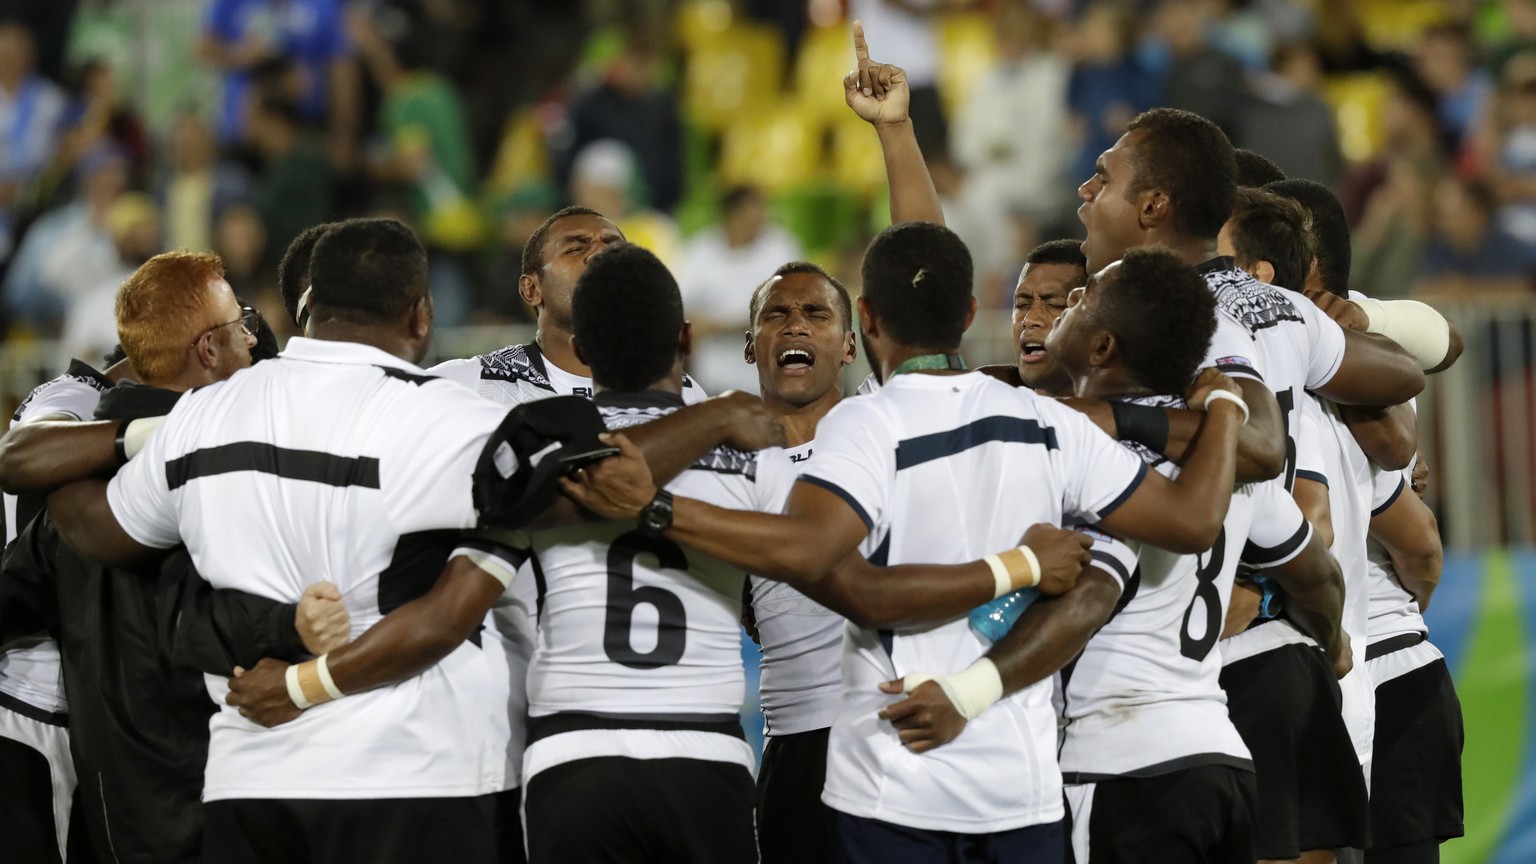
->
[[1156, 0, 1247, 136], [0, 18, 68, 264], [1066, 2, 1155, 189], [569, 139, 680, 268], [1413, 22, 1492, 148], [245, 96, 334, 269], [1236, 41, 1343, 186], [60, 192, 162, 367], [157, 112, 253, 255], [848, 0, 949, 154], [1420, 175, 1534, 292], [677, 185, 801, 394]]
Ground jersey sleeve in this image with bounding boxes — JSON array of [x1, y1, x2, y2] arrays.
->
[[106, 405, 188, 550], [424, 357, 484, 393], [1294, 398, 1328, 488], [1371, 468, 1409, 517], [1243, 478, 1313, 569], [1076, 522, 1138, 591], [1294, 297, 1348, 390], [380, 382, 511, 535], [1049, 402, 1150, 523], [795, 398, 893, 534], [1202, 309, 1264, 383]]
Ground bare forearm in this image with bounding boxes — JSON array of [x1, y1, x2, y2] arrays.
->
[[0, 421, 118, 494], [668, 498, 839, 584], [879, 120, 944, 225], [1387, 545, 1441, 611], [1268, 550, 1345, 655], [801, 552, 995, 630], [623, 402, 735, 486], [987, 570, 1119, 695], [1165, 407, 1282, 482], [46, 480, 149, 566], [1340, 403, 1417, 471], [326, 558, 501, 695]]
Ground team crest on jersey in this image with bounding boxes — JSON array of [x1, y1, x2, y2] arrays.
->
[[1205, 269, 1304, 332], [477, 343, 553, 390]]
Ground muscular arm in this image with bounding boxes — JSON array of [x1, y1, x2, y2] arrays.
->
[[45, 480, 156, 566], [1339, 403, 1417, 471], [879, 119, 944, 225], [1264, 531, 1346, 661], [985, 568, 1121, 695], [1292, 476, 1333, 549], [1369, 486, 1442, 611], [1313, 331, 1424, 406], [0, 420, 118, 494], [796, 550, 1000, 630]]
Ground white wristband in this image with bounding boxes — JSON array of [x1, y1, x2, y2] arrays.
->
[[122, 416, 165, 460], [1016, 545, 1041, 589], [1203, 390, 1249, 425], [984, 554, 1012, 599], [316, 654, 344, 701], [901, 658, 1005, 721], [983, 546, 1041, 597], [285, 664, 313, 710]]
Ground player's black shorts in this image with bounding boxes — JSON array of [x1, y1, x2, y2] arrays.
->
[[202, 794, 499, 864], [1221, 642, 1371, 859], [833, 811, 1063, 864], [1368, 649, 1465, 850], [1064, 763, 1256, 864], [757, 727, 836, 864], [524, 756, 756, 864]]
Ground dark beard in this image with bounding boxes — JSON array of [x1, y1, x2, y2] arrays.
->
[[860, 332, 882, 385]]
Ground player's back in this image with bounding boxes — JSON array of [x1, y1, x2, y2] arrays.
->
[[803, 371, 1151, 833], [109, 337, 514, 801]]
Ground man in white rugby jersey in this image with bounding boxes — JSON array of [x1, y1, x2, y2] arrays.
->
[[884, 248, 1349, 864], [566, 220, 1253, 862]]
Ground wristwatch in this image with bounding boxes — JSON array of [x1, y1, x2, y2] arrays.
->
[[638, 490, 675, 537]]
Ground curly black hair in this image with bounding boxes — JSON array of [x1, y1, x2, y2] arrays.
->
[[748, 261, 853, 331], [572, 244, 684, 393], [519, 206, 608, 277], [1126, 108, 1238, 243], [1095, 247, 1217, 395], [860, 222, 973, 351], [1234, 149, 1286, 188], [1267, 178, 1350, 297], [277, 222, 336, 326], [1228, 187, 1314, 293], [309, 219, 428, 321]]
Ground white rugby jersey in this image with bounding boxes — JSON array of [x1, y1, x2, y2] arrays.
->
[[1059, 396, 1312, 783], [520, 390, 795, 782], [1, 360, 112, 718], [1365, 465, 1431, 647], [430, 341, 706, 407], [750, 440, 843, 737], [1304, 395, 1376, 770], [1199, 258, 1347, 491], [107, 337, 522, 802], [803, 371, 1149, 833]]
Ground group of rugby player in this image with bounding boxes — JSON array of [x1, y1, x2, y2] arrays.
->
[[0, 24, 1461, 864]]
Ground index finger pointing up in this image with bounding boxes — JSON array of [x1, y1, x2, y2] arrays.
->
[[852, 19, 871, 66]]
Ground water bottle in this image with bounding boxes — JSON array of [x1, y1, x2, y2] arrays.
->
[[969, 588, 1040, 642]]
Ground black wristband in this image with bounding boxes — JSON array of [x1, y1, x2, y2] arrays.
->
[[113, 420, 131, 465], [1109, 401, 1170, 454]]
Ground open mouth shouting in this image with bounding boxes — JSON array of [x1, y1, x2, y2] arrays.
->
[[776, 346, 816, 377], [1019, 339, 1048, 364]]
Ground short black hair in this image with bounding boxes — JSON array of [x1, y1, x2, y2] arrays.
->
[[860, 222, 973, 350], [520, 205, 607, 277], [721, 184, 762, 213], [572, 244, 684, 392], [1234, 149, 1287, 188], [748, 261, 853, 330], [309, 218, 428, 320], [277, 222, 334, 325], [1126, 108, 1238, 242], [1097, 247, 1217, 395], [1023, 238, 1088, 269], [1228, 187, 1314, 293], [1266, 178, 1351, 297]]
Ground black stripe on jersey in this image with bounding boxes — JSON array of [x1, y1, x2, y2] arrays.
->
[[1108, 565, 1141, 622], [528, 549, 548, 623], [375, 366, 439, 385], [1372, 477, 1407, 518], [1095, 461, 1149, 519], [1296, 469, 1329, 487], [1089, 549, 1132, 589], [1242, 520, 1311, 569], [1216, 362, 1262, 380], [0, 691, 68, 727], [1061, 752, 1254, 784], [165, 443, 381, 490], [799, 476, 872, 531], [894, 416, 1059, 471], [527, 711, 745, 745]]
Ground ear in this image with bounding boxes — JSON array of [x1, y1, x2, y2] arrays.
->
[[572, 335, 587, 367], [744, 329, 756, 365], [518, 273, 541, 312], [1139, 189, 1171, 231], [856, 296, 877, 338], [964, 295, 978, 332], [678, 320, 693, 359], [1088, 328, 1117, 369], [1251, 260, 1277, 285], [192, 332, 217, 370], [841, 329, 857, 366], [408, 295, 432, 341]]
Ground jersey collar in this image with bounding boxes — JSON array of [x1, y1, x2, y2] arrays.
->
[[1196, 256, 1238, 275], [281, 336, 431, 376], [593, 389, 686, 411]]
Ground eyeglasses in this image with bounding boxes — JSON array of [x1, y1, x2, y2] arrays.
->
[[192, 306, 261, 347]]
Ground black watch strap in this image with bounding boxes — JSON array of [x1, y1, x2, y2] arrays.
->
[[638, 489, 675, 536]]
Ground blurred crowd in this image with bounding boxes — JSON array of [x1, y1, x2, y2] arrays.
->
[[2, 0, 1536, 390]]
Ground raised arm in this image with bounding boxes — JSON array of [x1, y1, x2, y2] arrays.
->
[[845, 21, 944, 226]]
